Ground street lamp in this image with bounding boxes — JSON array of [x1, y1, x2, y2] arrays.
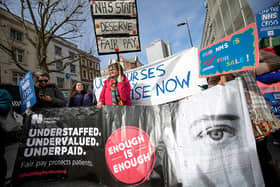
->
[[177, 18, 193, 47]]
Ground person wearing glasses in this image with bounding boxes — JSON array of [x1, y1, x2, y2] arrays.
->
[[31, 72, 65, 110], [97, 63, 131, 108]]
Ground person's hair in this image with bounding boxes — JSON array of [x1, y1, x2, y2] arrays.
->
[[37, 72, 50, 79], [69, 81, 87, 98], [108, 63, 124, 76]]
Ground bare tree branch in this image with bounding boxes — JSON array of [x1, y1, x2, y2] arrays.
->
[[54, 34, 83, 40], [46, 55, 78, 65], [0, 43, 29, 72], [48, 57, 81, 73], [48, 3, 82, 36], [2, 0, 88, 74], [68, 19, 86, 22], [45, 0, 59, 26], [20, 0, 37, 47], [56, 28, 76, 37], [24, 0, 40, 33]]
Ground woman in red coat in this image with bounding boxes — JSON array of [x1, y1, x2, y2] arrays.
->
[[97, 63, 131, 108]]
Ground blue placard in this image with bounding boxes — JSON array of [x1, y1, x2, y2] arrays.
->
[[198, 23, 259, 78], [19, 71, 36, 112], [256, 4, 280, 38], [247, 0, 279, 14], [263, 92, 280, 119]]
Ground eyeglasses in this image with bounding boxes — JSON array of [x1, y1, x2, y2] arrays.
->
[[39, 80, 48, 83]]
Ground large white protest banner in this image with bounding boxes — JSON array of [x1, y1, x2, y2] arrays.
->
[[164, 78, 264, 186], [13, 79, 264, 186], [94, 48, 207, 105]]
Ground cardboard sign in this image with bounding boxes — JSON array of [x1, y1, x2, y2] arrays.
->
[[94, 48, 207, 105], [90, 0, 141, 55], [19, 71, 36, 112], [96, 35, 140, 54], [256, 4, 280, 38], [198, 23, 259, 78]]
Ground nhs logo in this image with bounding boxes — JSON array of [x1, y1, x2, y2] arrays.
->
[[31, 114, 43, 125]]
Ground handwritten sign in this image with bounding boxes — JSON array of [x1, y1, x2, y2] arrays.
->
[[19, 71, 36, 112], [256, 4, 280, 38], [92, 0, 137, 16], [94, 19, 137, 35], [198, 23, 259, 78], [90, 0, 141, 55], [94, 48, 207, 105], [97, 36, 140, 53]]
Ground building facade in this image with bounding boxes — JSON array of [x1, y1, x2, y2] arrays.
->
[[79, 51, 101, 90], [201, 0, 255, 48], [0, 7, 38, 85], [0, 7, 100, 90], [102, 56, 143, 76], [146, 39, 172, 64], [47, 37, 80, 90]]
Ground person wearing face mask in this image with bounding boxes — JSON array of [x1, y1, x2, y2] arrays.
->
[[97, 63, 131, 108], [68, 81, 96, 107]]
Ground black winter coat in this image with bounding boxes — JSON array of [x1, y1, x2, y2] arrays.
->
[[33, 84, 66, 109]]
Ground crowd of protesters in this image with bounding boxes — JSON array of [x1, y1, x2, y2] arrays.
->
[[24, 63, 131, 111], [1, 51, 280, 186]]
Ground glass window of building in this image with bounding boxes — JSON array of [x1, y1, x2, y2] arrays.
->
[[90, 72, 93, 80], [89, 62, 93, 68], [82, 59, 86, 66], [70, 64, 76, 73], [83, 70, 87, 79], [69, 51, 75, 59], [95, 63, 100, 70], [12, 72, 24, 85], [13, 48, 24, 63], [10, 28, 23, 41], [54, 46, 62, 56], [56, 77, 64, 88], [56, 61, 63, 69]]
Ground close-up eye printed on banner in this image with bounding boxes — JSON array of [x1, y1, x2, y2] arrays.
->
[[167, 79, 264, 187], [190, 114, 239, 147]]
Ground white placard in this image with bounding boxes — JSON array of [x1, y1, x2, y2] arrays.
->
[[94, 48, 207, 105]]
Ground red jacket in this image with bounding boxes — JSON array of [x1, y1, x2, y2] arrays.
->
[[99, 76, 131, 105]]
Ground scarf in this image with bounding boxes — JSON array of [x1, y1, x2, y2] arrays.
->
[[109, 77, 124, 105]]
